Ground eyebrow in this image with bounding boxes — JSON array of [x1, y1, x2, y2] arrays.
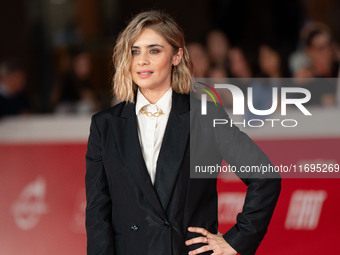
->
[[131, 44, 164, 49]]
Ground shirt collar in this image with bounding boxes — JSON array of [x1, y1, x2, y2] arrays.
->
[[135, 87, 172, 115]]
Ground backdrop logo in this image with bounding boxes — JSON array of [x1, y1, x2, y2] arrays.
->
[[198, 83, 312, 128], [285, 190, 326, 230], [197, 82, 223, 115], [11, 176, 48, 230]]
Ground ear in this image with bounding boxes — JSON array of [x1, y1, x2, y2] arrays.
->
[[172, 48, 183, 66]]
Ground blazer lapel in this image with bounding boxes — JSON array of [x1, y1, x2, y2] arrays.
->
[[154, 92, 190, 211], [112, 102, 166, 218]]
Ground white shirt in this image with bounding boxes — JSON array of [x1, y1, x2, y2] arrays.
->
[[135, 87, 172, 184]]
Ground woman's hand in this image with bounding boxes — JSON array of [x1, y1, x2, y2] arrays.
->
[[186, 227, 238, 255]]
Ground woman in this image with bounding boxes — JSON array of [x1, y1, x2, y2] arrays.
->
[[85, 10, 281, 255]]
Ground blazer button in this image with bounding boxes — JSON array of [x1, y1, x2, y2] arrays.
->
[[131, 225, 139, 231], [163, 221, 170, 229]]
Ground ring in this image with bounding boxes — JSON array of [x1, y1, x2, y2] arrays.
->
[[205, 237, 209, 243]]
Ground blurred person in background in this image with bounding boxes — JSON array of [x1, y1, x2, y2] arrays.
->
[[187, 42, 210, 78], [258, 44, 289, 79], [293, 23, 339, 106], [305, 26, 339, 106], [246, 44, 288, 121], [227, 47, 253, 96], [188, 39, 234, 108], [305, 26, 339, 78], [206, 29, 230, 71], [228, 47, 253, 79], [306, 23, 339, 106], [288, 22, 315, 76], [0, 59, 31, 118], [51, 48, 97, 114]]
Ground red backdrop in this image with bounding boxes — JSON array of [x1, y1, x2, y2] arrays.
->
[[1, 137, 339, 254]]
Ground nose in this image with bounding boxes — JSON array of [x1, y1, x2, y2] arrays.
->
[[137, 52, 150, 66]]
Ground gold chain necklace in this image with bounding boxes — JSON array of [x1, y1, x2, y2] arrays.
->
[[140, 106, 164, 117]]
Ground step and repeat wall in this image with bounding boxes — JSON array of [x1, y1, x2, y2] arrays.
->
[[0, 108, 339, 254]]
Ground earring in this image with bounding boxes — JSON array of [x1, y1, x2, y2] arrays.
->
[[174, 66, 177, 74]]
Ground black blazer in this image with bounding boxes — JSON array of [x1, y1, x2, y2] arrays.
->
[[85, 91, 281, 255]]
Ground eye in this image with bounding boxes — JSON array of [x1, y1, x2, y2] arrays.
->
[[131, 50, 139, 55], [150, 49, 160, 54]]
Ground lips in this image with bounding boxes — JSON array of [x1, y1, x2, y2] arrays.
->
[[137, 70, 153, 79]]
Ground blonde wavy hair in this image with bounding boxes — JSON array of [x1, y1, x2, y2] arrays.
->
[[112, 10, 192, 102]]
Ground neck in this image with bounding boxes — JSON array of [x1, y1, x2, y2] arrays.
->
[[140, 86, 171, 104]]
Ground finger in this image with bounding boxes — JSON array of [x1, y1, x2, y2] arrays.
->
[[187, 227, 211, 237], [185, 236, 208, 246], [188, 244, 214, 255]]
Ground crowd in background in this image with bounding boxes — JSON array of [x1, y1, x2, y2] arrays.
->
[[0, 19, 339, 119], [189, 21, 339, 111]]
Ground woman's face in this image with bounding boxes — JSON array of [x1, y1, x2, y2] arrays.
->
[[307, 33, 333, 64], [187, 43, 209, 77], [228, 48, 251, 78], [259, 45, 280, 76], [206, 30, 229, 63], [130, 28, 182, 93]]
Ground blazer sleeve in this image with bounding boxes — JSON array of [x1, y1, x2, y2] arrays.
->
[[212, 105, 281, 255], [85, 115, 115, 254]]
